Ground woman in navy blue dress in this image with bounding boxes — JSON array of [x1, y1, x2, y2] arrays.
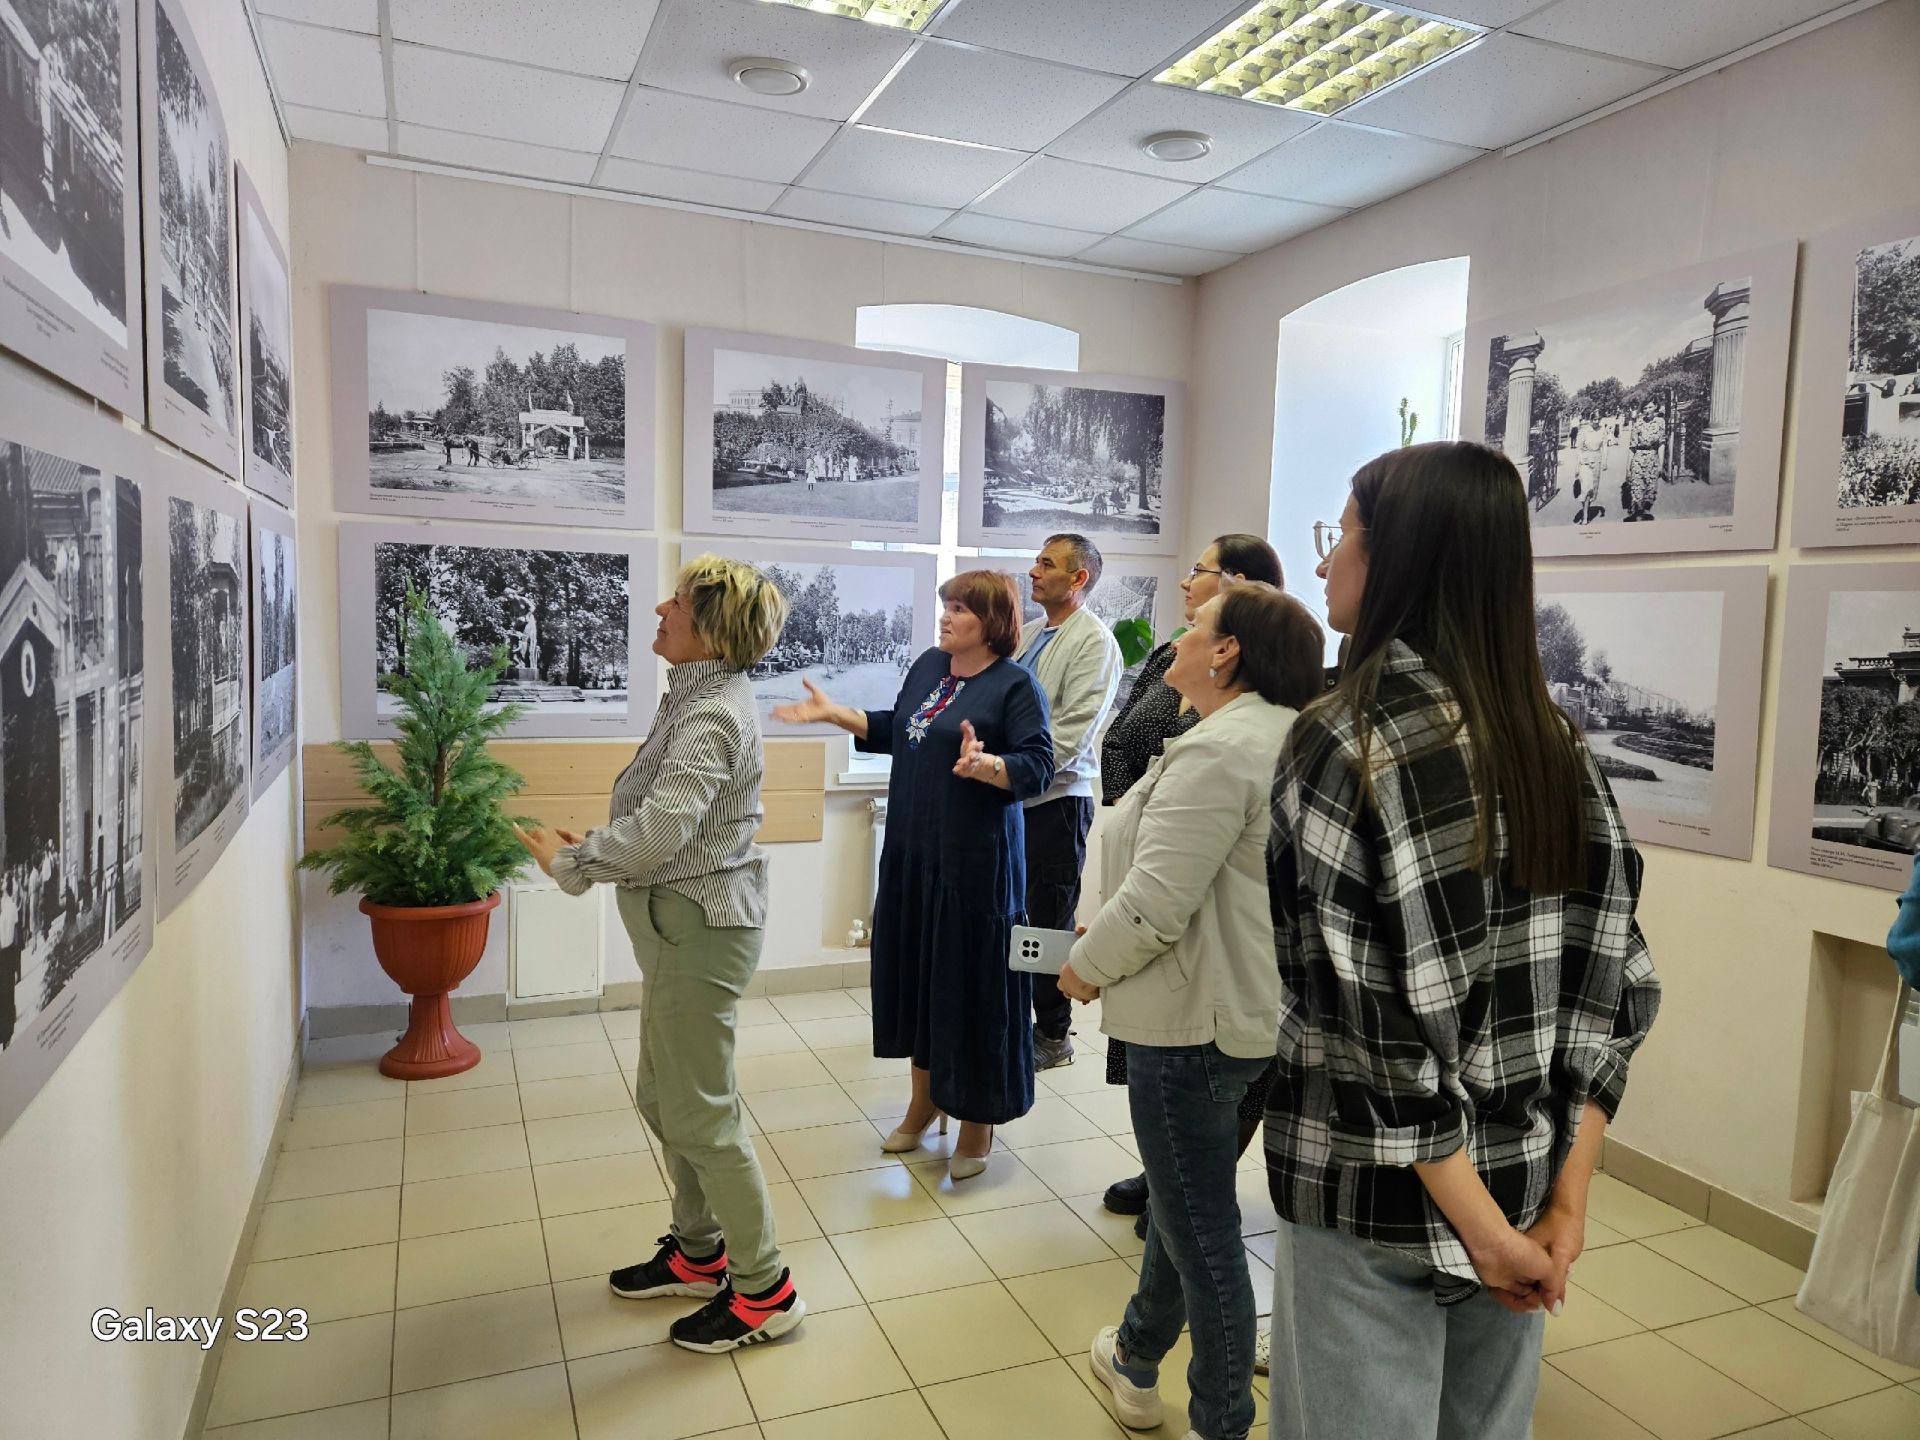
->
[[775, 570, 1053, 1178]]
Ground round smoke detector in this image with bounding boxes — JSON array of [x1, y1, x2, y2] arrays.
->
[[1140, 130, 1213, 163], [729, 57, 810, 97]]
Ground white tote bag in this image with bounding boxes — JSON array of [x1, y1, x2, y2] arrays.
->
[[1796, 983, 1920, 1367]]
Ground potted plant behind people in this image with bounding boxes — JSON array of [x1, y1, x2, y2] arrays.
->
[[301, 589, 532, 1079]]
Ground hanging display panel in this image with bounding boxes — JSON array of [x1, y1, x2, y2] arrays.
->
[[1462, 243, 1796, 557], [249, 498, 295, 800], [330, 286, 656, 530], [237, 165, 293, 511]]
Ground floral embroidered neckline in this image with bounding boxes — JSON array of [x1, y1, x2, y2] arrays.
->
[[906, 674, 965, 748]]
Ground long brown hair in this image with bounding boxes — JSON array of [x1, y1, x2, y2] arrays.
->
[[1330, 441, 1586, 893]]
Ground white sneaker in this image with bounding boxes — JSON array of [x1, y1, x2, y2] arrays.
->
[[1090, 1326, 1163, 1430], [1254, 1325, 1271, 1376]]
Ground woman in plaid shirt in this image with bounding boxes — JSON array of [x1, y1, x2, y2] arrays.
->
[[1264, 442, 1661, 1439]]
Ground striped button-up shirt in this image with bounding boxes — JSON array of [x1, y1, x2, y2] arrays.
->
[[550, 659, 769, 928]]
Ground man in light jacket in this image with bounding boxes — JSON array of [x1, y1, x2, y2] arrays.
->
[[1015, 533, 1122, 1069]]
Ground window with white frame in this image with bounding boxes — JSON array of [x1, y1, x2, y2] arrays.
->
[[1442, 329, 1466, 440]]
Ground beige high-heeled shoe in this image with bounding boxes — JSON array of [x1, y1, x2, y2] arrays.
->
[[950, 1126, 993, 1181], [880, 1109, 947, 1153]]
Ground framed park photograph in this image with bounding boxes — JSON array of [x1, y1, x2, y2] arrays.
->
[[1790, 207, 1920, 549], [1535, 566, 1768, 860], [138, 0, 240, 477], [1769, 562, 1920, 892], [0, 364, 152, 1139], [690, 540, 937, 736], [975, 551, 1182, 712], [681, 329, 946, 544], [329, 286, 656, 529], [1463, 243, 1796, 558], [338, 521, 656, 741], [237, 166, 293, 511], [249, 499, 296, 800], [0, 0, 144, 420], [959, 366, 1186, 557]]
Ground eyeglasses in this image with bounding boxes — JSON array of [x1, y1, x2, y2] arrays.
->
[[1312, 521, 1358, 561], [1185, 564, 1223, 582]]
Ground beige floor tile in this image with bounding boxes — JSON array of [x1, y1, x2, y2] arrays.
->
[[954, 1199, 1117, 1278], [1531, 1367, 1658, 1440], [542, 1200, 675, 1282], [760, 1391, 942, 1440], [1236, 1167, 1280, 1237], [907, 1150, 1061, 1216], [1036, 1058, 1115, 1095], [1662, 1308, 1889, 1415], [830, 1216, 995, 1301], [405, 1084, 523, 1135], [295, 1065, 399, 1110], [598, 1008, 642, 1039], [610, 1035, 640, 1071], [1245, 1244, 1276, 1319], [403, 1122, 531, 1182], [397, 1218, 550, 1309], [1643, 1227, 1807, 1304], [997, 1095, 1105, 1151], [812, 1044, 908, 1084], [458, 1021, 514, 1052], [753, 1137, 793, 1186], [236, 1243, 397, 1324], [1586, 1174, 1703, 1241], [735, 996, 785, 1027], [569, 1340, 757, 1440], [400, 1167, 540, 1239], [1062, 1191, 1147, 1259], [1586, 1216, 1633, 1249], [769, 1178, 823, 1242], [1550, 1332, 1783, 1440], [1542, 1281, 1646, 1356], [1111, 1133, 1142, 1161], [519, 1072, 635, 1122], [838, 1075, 914, 1122], [797, 1164, 947, 1234], [205, 1312, 393, 1429], [1003, 1258, 1145, 1354], [770, 989, 867, 1022], [872, 1279, 1057, 1385], [306, 1033, 396, 1067], [389, 1362, 577, 1440], [1758, 1299, 1920, 1384], [392, 1283, 563, 1392], [268, 1138, 404, 1202], [737, 1050, 835, 1094], [734, 1022, 811, 1057], [732, 1303, 913, 1420], [1015, 1136, 1141, 1198], [511, 1014, 611, 1048], [535, 1151, 668, 1216], [766, 1121, 904, 1180], [283, 1098, 407, 1151], [1722, 1423, 1826, 1439], [1801, 1386, 1920, 1440], [781, 1235, 864, 1311], [406, 1048, 517, 1094], [845, 986, 874, 1012], [746, 1083, 868, 1132], [1065, 1088, 1137, 1138], [924, 1356, 1126, 1440], [1572, 1242, 1747, 1329], [791, 1015, 874, 1050], [252, 1187, 401, 1261], [553, 1274, 681, 1357], [202, 1398, 390, 1440], [526, 1108, 651, 1166], [513, 1040, 619, 1084]]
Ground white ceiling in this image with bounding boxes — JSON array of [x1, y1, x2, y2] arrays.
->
[[255, 0, 1865, 278]]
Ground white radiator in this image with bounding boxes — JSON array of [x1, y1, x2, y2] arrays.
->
[[509, 879, 604, 1002], [1901, 987, 1920, 1104], [867, 798, 887, 931]]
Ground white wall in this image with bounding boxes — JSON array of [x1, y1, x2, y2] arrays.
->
[[290, 144, 1197, 1009], [1184, 0, 1920, 1229], [0, 5, 295, 1438]]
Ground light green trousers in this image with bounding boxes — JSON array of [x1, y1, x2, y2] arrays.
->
[[616, 884, 783, 1294]]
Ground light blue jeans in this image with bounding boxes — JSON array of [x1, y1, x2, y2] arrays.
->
[[1266, 1221, 1545, 1440]]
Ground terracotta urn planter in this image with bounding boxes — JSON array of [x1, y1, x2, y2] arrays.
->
[[360, 891, 501, 1079]]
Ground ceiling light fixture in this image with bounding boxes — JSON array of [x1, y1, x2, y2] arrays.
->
[[1140, 131, 1213, 163], [1154, 1, 1478, 119], [729, 56, 811, 96], [757, 0, 947, 31]]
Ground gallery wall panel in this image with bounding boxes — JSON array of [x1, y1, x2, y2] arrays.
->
[[329, 286, 657, 530], [0, 364, 154, 1137], [0, 0, 145, 420], [1463, 243, 1797, 558], [337, 521, 657, 741], [1789, 206, 1920, 550], [237, 165, 294, 511], [249, 499, 296, 800]]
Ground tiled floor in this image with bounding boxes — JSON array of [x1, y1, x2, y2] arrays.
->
[[202, 992, 1920, 1440]]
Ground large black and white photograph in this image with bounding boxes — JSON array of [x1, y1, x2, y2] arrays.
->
[[0, 372, 151, 1138], [1535, 567, 1766, 860], [979, 553, 1174, 711], [249, 501, 294, 799], [337, 522, 654, 740], [960, 365, 1185, 557], [1791, 208, 1920, 549], [139, 0, 238, 475], [237, 166, 292, 510], [1466, 244, 1795, 557], [329, 286, 657, 529], [0, 0, 142, 418], [165, 487, 246, 874], [682, 330, 945, 544], [1770, 563, 1920, 891]]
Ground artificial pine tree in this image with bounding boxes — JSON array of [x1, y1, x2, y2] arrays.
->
[[301, 588, 533, 907]]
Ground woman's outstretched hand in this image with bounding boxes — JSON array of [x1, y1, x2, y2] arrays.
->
[[953, 719, 1003, 784], [772, 678, 837, 726]]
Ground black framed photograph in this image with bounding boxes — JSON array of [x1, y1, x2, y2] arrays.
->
[[249, 499, 295, 799], [237, 166, 293, 511]]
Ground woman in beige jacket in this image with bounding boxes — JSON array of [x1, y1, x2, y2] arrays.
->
[[1058, 584, 1323, 1440]]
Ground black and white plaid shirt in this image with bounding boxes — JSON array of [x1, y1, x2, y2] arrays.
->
[[1264, 640, 1660, 1286]]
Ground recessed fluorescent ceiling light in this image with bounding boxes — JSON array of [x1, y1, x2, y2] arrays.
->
[[1155, 1, 1478, 118], [759, 0, 946, 30]]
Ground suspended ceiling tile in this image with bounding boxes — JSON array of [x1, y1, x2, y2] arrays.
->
[[1126, 186, 1344, 252], [933, 212, 1106, 260], [390, 0, 662, 82], [1222, 121, 1482, 208], [926, 0, 1247, 77], [801, 126, 1027, 209], [597, 157, 787, 212], [392, 45, 629, 153], [1045, 79, 1316, 184], [1409, 0, 1545, 23], [1514, 0, 1855, 69], [260, 19, 387, 118], [1076, 235, 1241, 277], [1342, 33, 1667, 150], [610, 88, 841, 183], [284, 104, 390, 150], [256, 0, 378, 33], [636, 0, 915, 121], [857, 42, 1128, 151], [771, 188, 952, 237], [969, 155, 1194, 233], [395, 125, 601, 185]]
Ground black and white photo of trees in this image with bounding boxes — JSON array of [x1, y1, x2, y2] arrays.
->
[[168, 493, 245, 851], [982, 381, 1167, 539], [251, 512, 295, 789], [239, 171, 292, 506], [1811, 590, 1920, 854], [1838, 233, 1920, 512]]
